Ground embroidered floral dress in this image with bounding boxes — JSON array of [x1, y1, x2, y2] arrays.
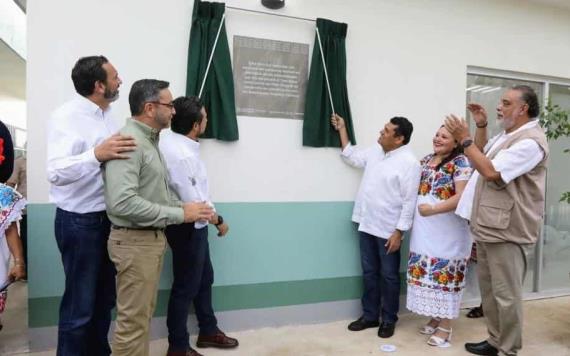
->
[[406, 154, 472, 319], [0, 183, 26, 313]]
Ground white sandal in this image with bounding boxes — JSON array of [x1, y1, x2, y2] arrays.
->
[[419, 318, 441, 335], [427, 326, 452, 347]]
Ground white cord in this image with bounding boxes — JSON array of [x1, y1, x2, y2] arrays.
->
[[315, 26, 335, 115], [198, 12, 226, 98]]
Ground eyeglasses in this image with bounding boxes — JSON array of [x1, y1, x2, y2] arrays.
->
[[146, 101, 175, 109]]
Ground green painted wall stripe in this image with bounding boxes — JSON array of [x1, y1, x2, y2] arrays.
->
[[28, 202, 412, 328], [28, 202, 365, 298], [30, 276, 361, 328], [29, 274, 410, 328]]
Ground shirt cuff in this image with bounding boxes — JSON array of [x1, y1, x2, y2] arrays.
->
[[396, 222, 410, 234], [341, 144, 354, 157], [84, 148, 101, 166], [165, 206, 185, 225]]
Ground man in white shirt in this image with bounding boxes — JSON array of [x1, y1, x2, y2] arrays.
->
[[159, 96, 238, 356], [46, 56, 136, 356], [331, 114, 421, 338], [445, 85, 548, 356]]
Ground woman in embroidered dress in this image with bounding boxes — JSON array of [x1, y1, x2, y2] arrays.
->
[[406, 125, 472, 347], [0, 123, 26, 331]]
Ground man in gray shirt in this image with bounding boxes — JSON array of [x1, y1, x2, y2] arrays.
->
[[104, 79, 213, 356]]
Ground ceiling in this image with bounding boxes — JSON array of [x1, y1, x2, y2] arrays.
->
[[0, 40, 26, 99], [13, 0, 25, 12], [10, 0, 570, 14]]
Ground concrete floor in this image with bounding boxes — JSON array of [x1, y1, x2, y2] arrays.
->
[[0, 281, 28, 355], [17, 296, 570, 356]]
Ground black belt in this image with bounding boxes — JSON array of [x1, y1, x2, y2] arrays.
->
[[112, 224, 164, 231]]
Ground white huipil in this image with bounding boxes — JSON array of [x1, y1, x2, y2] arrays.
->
[[406, 154, 472, 319]]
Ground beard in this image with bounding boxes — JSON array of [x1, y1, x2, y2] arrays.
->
[[154, 112, 171, 129], [496, 115, 515, 130], [104, 87, 120, 102]]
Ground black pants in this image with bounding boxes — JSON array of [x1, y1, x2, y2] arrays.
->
[[20, 214, 27, 273], [166, 223, 218, 351]]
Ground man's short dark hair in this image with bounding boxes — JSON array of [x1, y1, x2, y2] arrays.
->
[[171, 96, 204, 136], [128, 79, 170, 116], [390, 116, 413, 145], [512, 85, 540, 118], [71, 56, 109, 97]]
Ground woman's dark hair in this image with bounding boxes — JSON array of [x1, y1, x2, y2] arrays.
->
[[435, 125, 463, 172], [0, 121, 14, 183]]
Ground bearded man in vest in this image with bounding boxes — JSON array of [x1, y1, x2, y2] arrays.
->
[[444, 85, 548, 356]]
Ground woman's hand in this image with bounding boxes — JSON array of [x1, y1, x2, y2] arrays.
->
[[418, 204, 437, 217], [9, 263, 26, 281]]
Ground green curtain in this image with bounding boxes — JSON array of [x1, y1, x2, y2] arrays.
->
[[187, 0, 239, 141], [303, 18, 356, 148]]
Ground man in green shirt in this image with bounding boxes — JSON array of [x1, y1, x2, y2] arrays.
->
[[104, 79, 213, 356]]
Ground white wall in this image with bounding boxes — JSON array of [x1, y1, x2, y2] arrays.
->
[[27, 0, 570, 203], [0, 96, 26, 129]]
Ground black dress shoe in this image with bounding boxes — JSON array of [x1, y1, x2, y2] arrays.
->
[[377, 322, 396, 338], [347, 317, 379, 331], [196, 331, 239, 349], [465, 340, 498, 355]]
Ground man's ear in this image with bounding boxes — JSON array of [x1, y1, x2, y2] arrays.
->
[[143, 102, 154, 116], [93, 80, 105, 95], [520, 103, 529, 117], [395, 134, 404, 145]]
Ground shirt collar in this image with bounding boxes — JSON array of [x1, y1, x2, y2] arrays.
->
[[495, 119, 538, 142], [128, 118, 161, 142], [382, 143, 409, 157], [75, 94, 110, 118], [167, 129, 200, 154], [504, 119, 539, 137]]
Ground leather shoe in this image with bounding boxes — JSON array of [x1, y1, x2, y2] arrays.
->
[[347, 317, 380, 331], [166, 348, 203, 356], [378, 322, 396, 338], [196, 331, 239, 349], [465, 340, 498, 355]]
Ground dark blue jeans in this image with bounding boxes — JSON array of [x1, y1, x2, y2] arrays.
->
[[359, 231, 401, 324], [166, 223, 218, 352], [54, 208, 116, 356]]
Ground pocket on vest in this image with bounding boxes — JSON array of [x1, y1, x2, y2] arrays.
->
[[477, 199, 514, 230]]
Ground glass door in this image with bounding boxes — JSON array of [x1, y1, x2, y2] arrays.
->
[[541, 83, 570, 292]]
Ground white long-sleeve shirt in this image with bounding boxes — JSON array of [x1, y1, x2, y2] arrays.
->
[[159, 129, 214, 229], [47, 95, 120, 213], [342, 143, 421, 239]]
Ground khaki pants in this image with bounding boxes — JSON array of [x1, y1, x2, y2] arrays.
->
[[108, 228, 166, 356], [476, 241, 531, 356]]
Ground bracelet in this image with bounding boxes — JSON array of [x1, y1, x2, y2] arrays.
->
[[476, 121, 488, 128], [15, 263, 25, 267]]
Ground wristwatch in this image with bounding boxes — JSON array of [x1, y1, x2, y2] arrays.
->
[[461, 138, 474, 149], [215, 215, 224, 226]]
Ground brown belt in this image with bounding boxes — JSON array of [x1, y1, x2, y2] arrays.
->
[[112, 224, 164, 231]]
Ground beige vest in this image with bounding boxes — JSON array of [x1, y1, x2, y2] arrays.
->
[[470, 124, 549, 245]]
